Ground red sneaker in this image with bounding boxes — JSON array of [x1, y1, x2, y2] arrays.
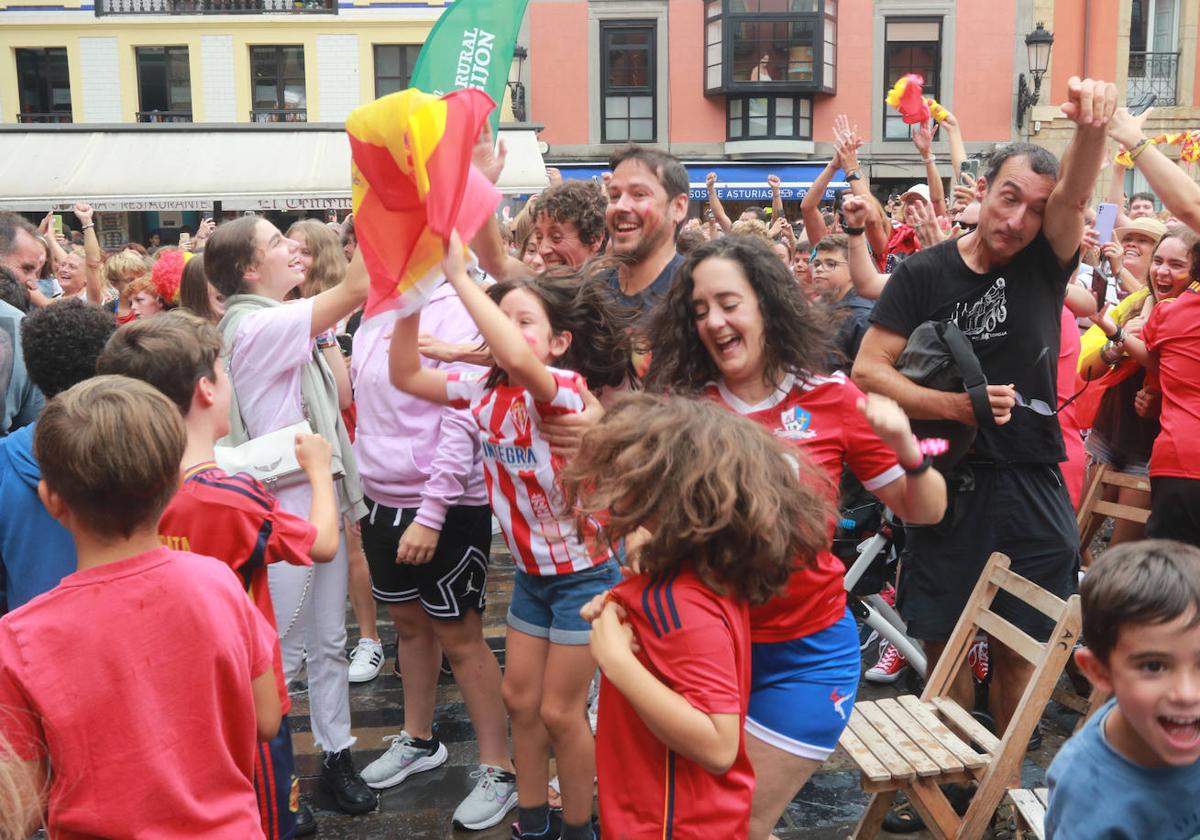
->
[[968, 636, 990, 683], [865, 641, 909, 684]]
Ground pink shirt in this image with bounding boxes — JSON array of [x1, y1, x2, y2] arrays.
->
[[0, 547, 274, 838], [351, 285, 488, 527], [228, 297, 322, 517]]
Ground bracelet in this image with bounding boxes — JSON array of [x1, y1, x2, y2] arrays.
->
[[80, 223, 95, 230], [903, 454, 934, 476], [315, 330, 338, 350], [1109, 326, 1125, 344], [922, 156, 935, 165], [843, 225, 866, 236], [1127, 138, 1152, 162]]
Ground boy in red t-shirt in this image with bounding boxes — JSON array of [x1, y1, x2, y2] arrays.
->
[[96, 313, 343, 838], [0, 375, 281, 838], [561, 395, 833, 838]]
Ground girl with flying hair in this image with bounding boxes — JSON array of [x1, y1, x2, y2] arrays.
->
[[562, 393, 833, 837], [646, 235, 947, 840]]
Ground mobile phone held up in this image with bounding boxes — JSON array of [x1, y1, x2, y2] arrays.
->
[[1094, 202, 1119, 246], [959, 159, 979, 183]]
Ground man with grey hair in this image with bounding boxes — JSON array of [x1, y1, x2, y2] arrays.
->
[[0, 213, 46, 434]]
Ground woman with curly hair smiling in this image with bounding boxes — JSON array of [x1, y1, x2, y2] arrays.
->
[[646, 235, 947, 840]]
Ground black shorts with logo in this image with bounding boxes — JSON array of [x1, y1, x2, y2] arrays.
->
[[898, 463, 1079, 642], [360, 497, 492, 620]]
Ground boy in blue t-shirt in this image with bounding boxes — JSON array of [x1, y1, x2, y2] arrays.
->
[[1046, 540, 1200, 840]]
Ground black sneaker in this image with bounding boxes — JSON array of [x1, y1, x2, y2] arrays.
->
[[510, 808, 563, 839], [294, 796, 318, 836], [319, 749, 377, 816], [1027, 722, 1043, 752]]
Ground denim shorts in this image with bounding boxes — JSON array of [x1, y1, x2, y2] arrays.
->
[[507, 560, 622, 645]]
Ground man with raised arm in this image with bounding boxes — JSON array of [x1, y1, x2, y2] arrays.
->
[[852, 78, 1116, 781]]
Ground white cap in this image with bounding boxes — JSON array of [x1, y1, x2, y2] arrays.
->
[[900, 183, 931, 204]]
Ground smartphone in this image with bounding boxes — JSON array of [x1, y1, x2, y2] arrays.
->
[[1128, 92, 1157, 117], [51, 215, 64, 237], [1094, 202, 1119, 244], [960, 158, 979, 182], [178, 232, 191, 248]]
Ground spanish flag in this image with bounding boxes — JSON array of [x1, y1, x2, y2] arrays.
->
[[347, 87, 500, 318], [886, 73, 931, 125]]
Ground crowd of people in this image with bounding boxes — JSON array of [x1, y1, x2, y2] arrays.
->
[[0, 73, 1198, 840]]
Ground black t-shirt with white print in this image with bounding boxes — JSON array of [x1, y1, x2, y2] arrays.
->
[[869, 232, 1075, 465]]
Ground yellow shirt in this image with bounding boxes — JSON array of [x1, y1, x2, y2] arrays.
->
[[1077, 287, 1152, 374]]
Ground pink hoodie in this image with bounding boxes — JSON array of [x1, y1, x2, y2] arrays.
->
[[350, 284, 488, 529]]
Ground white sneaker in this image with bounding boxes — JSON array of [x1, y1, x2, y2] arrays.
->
[[451, 764, 517, 830], [348, 638, 384, 683], [360, 731, 447, 790]]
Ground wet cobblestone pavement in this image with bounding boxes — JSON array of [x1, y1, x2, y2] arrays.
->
[[286, 537, 1079, 839]]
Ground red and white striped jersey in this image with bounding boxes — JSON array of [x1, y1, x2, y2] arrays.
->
[[447, 367, 608, 576]]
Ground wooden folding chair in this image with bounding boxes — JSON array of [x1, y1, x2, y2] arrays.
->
[[1057, 465, 1148, 720], [1007, 787, 1049, 839], [838, 552, 1082, 840], [1075, 463, 1152, 544]]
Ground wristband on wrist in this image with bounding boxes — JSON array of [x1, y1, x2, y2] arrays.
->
[[922, 156, 935, 165], [1128, 137, 1152, 162], [843, 225, 866, 236], [80, 222, 95, 230], [903, 454, 933, 476], [316, 330, 338, 349], [1109, 326, 1125, 344]]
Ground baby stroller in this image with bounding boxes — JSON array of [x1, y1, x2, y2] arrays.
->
[[834, 501, 928, 680]]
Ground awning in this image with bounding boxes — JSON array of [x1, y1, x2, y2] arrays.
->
[[0, 125, 547, 212], [555, 162, 847, 201]]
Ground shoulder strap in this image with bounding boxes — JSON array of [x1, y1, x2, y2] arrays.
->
[[216, 302, 256, 447], [939, 321, 995, 429]]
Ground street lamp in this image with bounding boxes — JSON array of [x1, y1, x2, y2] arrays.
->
[[507, 45, 528, 123], [1016, 23, 1054, 131]]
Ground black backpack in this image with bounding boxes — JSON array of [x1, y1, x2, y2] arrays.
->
[[894, 320, 995, 470]]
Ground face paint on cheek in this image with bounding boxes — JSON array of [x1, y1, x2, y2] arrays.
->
[[522, 331, 539, 349]]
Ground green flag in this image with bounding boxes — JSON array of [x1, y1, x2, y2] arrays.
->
[[410, 0, 530, 134]]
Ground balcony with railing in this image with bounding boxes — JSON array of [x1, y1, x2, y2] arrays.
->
[[137, 110, 193, 123], [17, 112, 72, 124], [97, 0, 334, 15], [1127, 51, 1178, 106], [250, 108, 308, 123]]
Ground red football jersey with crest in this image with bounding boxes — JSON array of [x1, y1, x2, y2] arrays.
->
[[704, 372, 903, 642], [158, 462, 316, 710], [447, 368, 608, 576]]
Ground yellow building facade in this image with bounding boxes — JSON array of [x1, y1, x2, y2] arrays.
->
[[0, 0, 454, 125]]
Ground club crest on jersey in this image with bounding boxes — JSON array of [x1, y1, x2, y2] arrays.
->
[[510, 400, 531, 437], [778, 406, 816, 440]]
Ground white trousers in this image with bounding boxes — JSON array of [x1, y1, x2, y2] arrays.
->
[[269, 534, 355, 753]]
